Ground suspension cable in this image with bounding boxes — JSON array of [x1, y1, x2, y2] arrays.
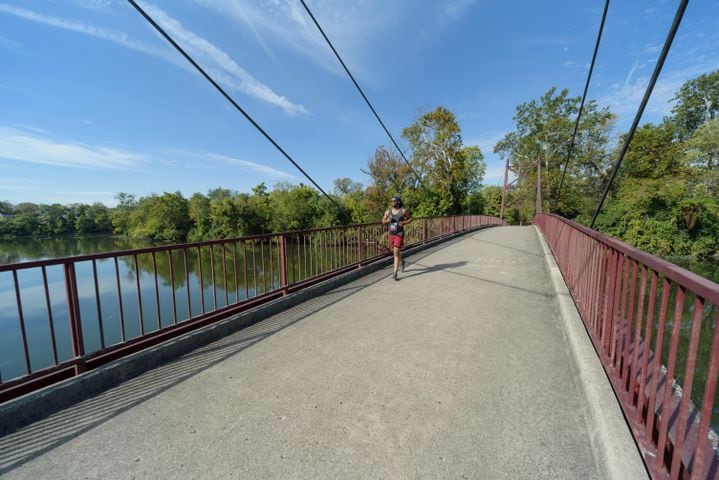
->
[[298, 0, 426, 188], [553, 0, 610, 212], [126, 0, 341, 209], [590, 0, 688, 228]]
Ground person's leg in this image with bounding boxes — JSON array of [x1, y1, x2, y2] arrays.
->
[[393, 246, 400, 277]]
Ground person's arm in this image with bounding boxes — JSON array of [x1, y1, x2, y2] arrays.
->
[[399, 210, 412, 226]]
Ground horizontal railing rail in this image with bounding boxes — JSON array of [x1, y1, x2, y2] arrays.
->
[[0, 215, 504, 402], [535, 213, 719, 480]]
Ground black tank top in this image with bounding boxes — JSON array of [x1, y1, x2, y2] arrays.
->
[[387, 208, 405, 236]]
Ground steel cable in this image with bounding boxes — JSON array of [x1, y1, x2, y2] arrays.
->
[[299, 0, 426, 189], [126, 0, 341, 209], [590, 0, 689, 228], [553, 0, 610, 212]]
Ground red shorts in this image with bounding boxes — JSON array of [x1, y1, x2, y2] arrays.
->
[[389, 234, 404, 249]]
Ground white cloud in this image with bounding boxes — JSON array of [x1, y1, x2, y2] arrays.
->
[[190, 0, 473, 80], [642, 42, 661, 55], [139, 2, 308, 116], [207, 153, 297, 180], [624, 61, 639, 86], [0, 127, 145, 170], [190, 0, 370, 77], [597, 63, 719, 124], [0, 2, 307, 115], [0, 3, 177, 62]]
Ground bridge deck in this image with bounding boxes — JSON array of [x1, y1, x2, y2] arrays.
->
[[1, 226, 644, 479]]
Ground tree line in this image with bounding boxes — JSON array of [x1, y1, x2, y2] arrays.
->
[[2, 70, 717, 260], [0, 107, 487, 242]]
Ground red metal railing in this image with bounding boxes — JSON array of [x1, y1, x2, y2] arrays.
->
[[0, 215, 503, 402], [536, 213, 719, 480]]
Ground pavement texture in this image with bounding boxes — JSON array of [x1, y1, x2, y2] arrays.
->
[[0, 226, 646, 479]]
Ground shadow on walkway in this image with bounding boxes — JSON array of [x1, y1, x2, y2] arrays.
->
[[0, 234, 470, 474], [401, 261, 553, 298], [468, 236, 542, 258]]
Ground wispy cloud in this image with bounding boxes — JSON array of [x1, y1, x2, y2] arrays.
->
[[207, 153, 297, 180], [597, 73, 685, 123], [0, 127, 145, 170], [0, 3, 176, 61], [139, 2, 308, 116], [624, 61, 639, 86], [564, 60, 589, 71], [72, 0, 120, 12], [190, 0, 366, 77], [0, 2, 307, 115], [0, 33, 23, 52], [56, 190, 116, 196], [0, 182, 33, 192], [190, 0, 473, 81], [438, 0, 478, 26], [467, 132, 509, 154]]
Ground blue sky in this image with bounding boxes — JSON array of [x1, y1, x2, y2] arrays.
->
[[1, 0, 718, 207]]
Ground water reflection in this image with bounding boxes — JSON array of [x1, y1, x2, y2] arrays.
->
[[0, 235, 362, 383]]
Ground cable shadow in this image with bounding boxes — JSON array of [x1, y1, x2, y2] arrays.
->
[[468, 236, 543, 258], [402, 261, 554, 299], [397, 261, 469, 279]]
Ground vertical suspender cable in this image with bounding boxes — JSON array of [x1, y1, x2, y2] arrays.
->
[[299, 0, 426, 188], [590, 0, 689, 228], [126, 0, 341, 210], [553, 0, 610, 212]]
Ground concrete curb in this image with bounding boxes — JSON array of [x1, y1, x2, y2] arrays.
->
[[533, 225, 649, 480], [0, 226, 493, 435]]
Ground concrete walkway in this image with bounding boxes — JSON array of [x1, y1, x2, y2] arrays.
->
[[0, 226, 645, 479]]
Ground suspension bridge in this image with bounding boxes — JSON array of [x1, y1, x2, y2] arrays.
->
[[3, 0, 717, 479], [1, 214, 719, 479]]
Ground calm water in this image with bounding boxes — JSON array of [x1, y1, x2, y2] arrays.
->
[[0, 235, 355, 382]]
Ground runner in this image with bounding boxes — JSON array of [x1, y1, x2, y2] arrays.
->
[[382, 195, 412, 281]]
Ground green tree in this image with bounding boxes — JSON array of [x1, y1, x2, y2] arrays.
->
[[268, 183, 322, 232], [188, 193, 211, 241], [495, 87, 614, 220], [111, 193, 138, 235], [671, 70, 719, 139], [39, 204, 74, 236], [401, 107, 485, 215], [362, 146, 412, 219], [130, 192, 190, 242]]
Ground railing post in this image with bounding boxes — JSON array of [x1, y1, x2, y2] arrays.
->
[[64, 262, 86, 374], [279, 234, 288, 295], [357, 225, 364, 267], [422, 219, 428, 244]]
